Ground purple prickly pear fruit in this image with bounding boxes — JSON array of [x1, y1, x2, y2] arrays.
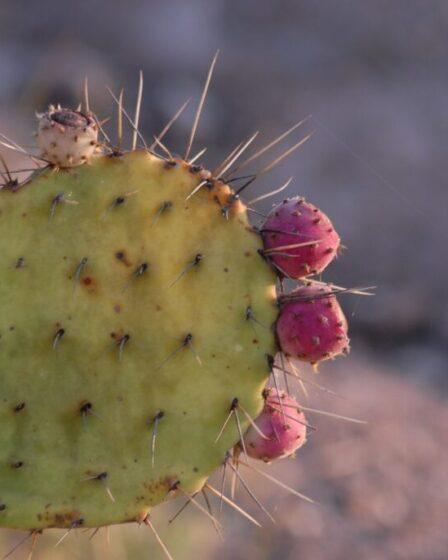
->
[[244, 388, 307, 462], [276, 284, 349, 364], [261, 197, 340, 278], [36, 105, 99, 167]]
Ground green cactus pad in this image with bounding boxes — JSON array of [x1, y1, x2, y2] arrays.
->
[[0, 151, 277, 529]]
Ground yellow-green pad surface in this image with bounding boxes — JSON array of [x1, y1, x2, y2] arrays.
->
[[0, 152, 277, 529]]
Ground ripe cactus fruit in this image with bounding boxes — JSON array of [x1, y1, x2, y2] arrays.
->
[[36, 105, 99, 167], [276, 284, 349, 364], [261, 197, 340, 278], [243, 388, 307, 462]]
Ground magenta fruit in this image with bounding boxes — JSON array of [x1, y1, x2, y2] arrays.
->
[[276, 284, 349, 364], [262, 197, 340, 278], [244, 388, 307, 462]]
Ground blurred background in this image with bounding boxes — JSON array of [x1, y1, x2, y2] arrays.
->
[[0, 1, 447, 559]]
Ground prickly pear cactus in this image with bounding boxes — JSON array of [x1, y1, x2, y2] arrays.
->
[[0, 148, 278, 529], [0, 59, 364, 557]]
